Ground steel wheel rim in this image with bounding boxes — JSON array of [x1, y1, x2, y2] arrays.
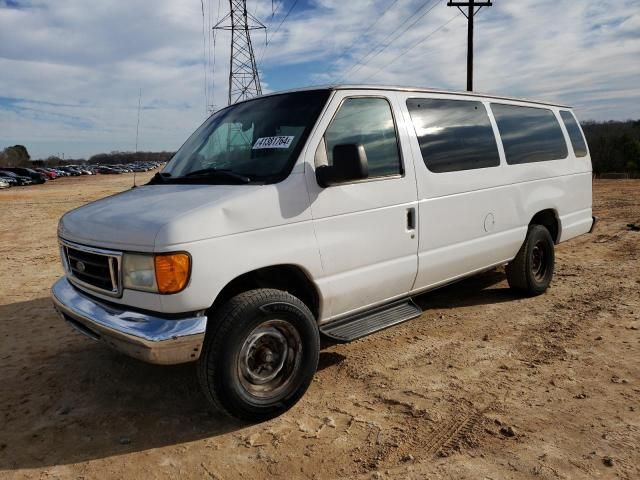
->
[[237, 319, 302, 399], [531, 241, 548, 281]]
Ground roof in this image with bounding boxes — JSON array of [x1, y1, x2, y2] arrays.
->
[[249, 84, 570, 109]]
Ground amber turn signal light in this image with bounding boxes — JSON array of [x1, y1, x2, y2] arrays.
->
[[154, 253, 190, 294]]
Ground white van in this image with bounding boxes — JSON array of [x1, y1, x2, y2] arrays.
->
[[52, 85, 595, 420]]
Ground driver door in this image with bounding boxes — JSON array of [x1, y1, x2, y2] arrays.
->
[[304, 91, 419, 321]]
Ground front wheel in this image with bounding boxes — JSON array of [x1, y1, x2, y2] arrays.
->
[[506, 224, 555, 296], [197, 289, 319, 422]]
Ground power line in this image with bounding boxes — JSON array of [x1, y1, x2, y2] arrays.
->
[[348, 0, 443, 81], [251, 0, 260, 19], [333, 0, 440, 83], [207, 0, 213, 111], [330, 0, 400, 75], [256, 0, 301, 70], [334, 0, 443, 84], [361, 11, 463, 82], [200, 0, 209, 115], [260, 0, 284, 42], [269, 0, 300, 42], [269, 0, 284, 22], [367, 0, 401, 34], [254, 3, 276, 70], [210, 0, 223, 113]]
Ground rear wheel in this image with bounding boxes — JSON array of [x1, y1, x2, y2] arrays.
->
[[197, 289, 319, 422], [506, 225, 555, 296]]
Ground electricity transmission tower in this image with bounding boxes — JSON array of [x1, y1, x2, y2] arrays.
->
[[214, 0, 266, 105], [447, 0, 492, 91]]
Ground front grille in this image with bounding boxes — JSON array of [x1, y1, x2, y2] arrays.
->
[[61, 240, 122, 296]]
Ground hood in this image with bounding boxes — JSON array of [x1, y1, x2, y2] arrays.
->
[[59, 175, 311, 251]]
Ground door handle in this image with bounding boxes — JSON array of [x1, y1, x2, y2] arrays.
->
[[406, 207, 416, 231]]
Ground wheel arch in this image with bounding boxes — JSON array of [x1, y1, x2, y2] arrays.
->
[[208, 264, 322, 322], [529, 208, 561, 244]]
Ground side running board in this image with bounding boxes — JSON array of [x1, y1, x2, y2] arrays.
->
[[320, 299, 422, 342]]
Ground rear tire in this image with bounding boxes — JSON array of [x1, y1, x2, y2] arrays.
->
[[506, 225, 555, 296], [197, 289, 319, 422]]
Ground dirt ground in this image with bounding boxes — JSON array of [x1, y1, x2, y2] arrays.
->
[[0, 175, 638, 480]]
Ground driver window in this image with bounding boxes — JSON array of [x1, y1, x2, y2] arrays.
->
[[319, 97, 402, 178]]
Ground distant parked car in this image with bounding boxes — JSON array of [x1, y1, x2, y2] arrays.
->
[[0, 179, 10, 189], [0, 177, 16, 186], [58, 166, 81, 176], [0, 174, 18, 186], [35, 168, 57, 180], [0, 171, 33, 186], [67, 165, 89, 175], [1, 167, 47, 184], [95, 166, 119, 174]]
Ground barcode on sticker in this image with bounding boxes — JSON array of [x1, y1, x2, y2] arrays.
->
[[252, 136, 294, 149]]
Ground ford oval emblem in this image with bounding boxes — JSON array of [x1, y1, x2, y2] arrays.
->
[[76, 261, 86, 273]]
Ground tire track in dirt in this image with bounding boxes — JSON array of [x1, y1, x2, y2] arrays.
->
[[422, 400, 491, 458]]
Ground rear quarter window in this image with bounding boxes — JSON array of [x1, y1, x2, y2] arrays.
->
[[560, 110, 588, 157], [406, 98, 500, 173], [491, 104, 568, 164]]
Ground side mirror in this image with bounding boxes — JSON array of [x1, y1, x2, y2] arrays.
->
[[316, 144, 369, 187]]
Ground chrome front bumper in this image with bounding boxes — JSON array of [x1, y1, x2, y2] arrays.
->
[[51, 277, 207, 364]]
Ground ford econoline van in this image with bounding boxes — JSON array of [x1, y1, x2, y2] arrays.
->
[[52, 85, 595, 420]]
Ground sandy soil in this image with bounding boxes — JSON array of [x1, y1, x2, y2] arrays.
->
[[0, 175, 638, 479]]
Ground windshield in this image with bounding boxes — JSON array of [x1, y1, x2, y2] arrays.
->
[[159, 90, 330, 184]]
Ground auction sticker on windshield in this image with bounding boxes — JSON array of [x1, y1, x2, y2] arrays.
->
[[252, 136, 294, 149]]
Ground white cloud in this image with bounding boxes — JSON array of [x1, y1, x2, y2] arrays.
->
[[264, 0, 639, 120], [0, 0, 638, 159]]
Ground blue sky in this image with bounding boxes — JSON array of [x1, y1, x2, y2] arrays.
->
[[0, 0, 639, 159]]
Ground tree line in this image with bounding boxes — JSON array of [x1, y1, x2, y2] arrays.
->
[[84, 151, 174, 165], [581, 120, 640, 176], [0, 148, 174, 167], [1, 119, 639, 175]]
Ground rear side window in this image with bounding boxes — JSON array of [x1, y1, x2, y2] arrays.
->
[[491, 104, 568, 164], [324, 97, 401, 178], [560, 110, 588, 157], [406, 98, 500, 173]]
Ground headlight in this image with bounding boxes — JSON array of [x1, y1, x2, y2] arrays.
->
[[122, 252, 191, 294], [123, 254, 157, 292]]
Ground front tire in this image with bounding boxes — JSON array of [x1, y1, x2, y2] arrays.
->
[[197, 289, 319, 422], [506, 224, 555, 296]]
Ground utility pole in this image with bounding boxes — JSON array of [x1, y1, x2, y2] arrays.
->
[[214, 0, 265, 105], [447, 0, 492, 91]]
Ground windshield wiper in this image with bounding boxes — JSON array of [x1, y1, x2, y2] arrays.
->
[[183, 168, 251, 184]]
